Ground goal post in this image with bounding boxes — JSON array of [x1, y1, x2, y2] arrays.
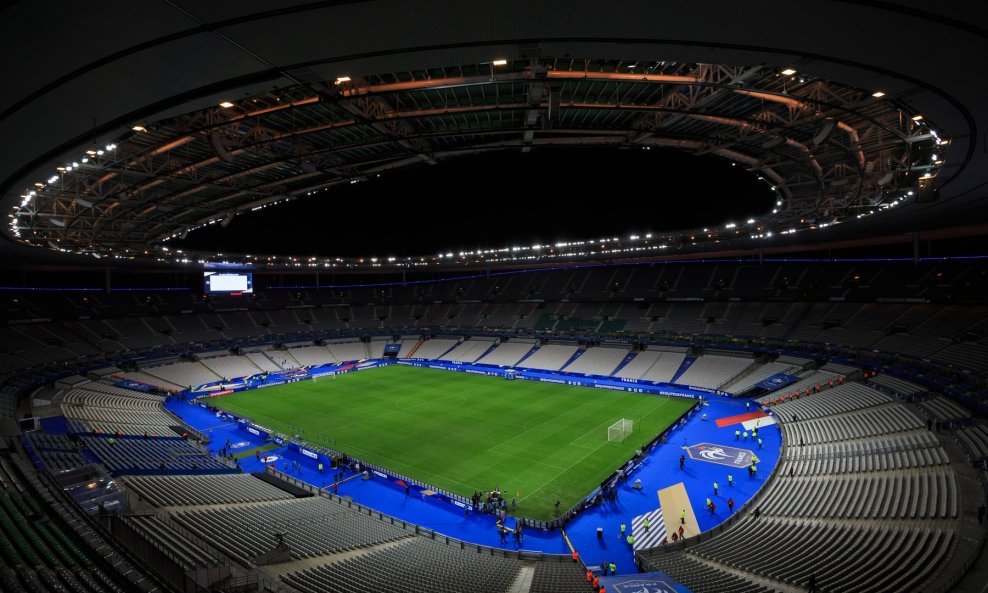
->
[[607, 418, 634, 443]]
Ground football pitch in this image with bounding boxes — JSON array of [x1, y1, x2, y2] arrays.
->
[[214, 364, 696, 520]]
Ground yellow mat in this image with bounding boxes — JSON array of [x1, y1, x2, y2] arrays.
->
[[658, 482, 699, 539]]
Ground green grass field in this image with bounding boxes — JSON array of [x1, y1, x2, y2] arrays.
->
[[214, 364, 695, 519]]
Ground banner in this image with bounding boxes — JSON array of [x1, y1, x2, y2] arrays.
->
[[755, 373, 799, 392], [599, 572, 692, 593], [684, 442, 755, 468]]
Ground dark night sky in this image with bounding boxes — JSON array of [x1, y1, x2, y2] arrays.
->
[[172, 147, 776, 257]]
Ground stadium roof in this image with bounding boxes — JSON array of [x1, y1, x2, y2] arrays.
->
[[1, 1, 986, 269]]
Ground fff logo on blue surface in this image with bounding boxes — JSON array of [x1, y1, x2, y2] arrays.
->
[[685, 443, 754, 468], [613, 579, 680, 593]]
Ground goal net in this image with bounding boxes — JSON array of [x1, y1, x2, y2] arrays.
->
[[607, 418, 634, 443]]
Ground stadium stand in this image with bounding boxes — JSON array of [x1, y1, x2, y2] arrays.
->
[[755, 371, 843, 404], [24, 433, 89, 472], [0, 453, 132, 593], [475, 341, 536, 367], [396, 337, 421, 358], [721, 361, 800, 394], [121, 474, 297, 507], [121, 514, 220, 570], [367, 339, 388, 359], [529, 561, 592, 593], [919, 397, 973, 423], [868, 374, 927, 399], [171, 497, 412, 566], [675, 354, 755, 389], [819, 362, 860, 375], [199, 353, 264, 379], [80, 436, 233, 474], [519, 344, 580, 371], [245, 350, 285, 372], [561, 345, 629, 376], [325, 340, 367, 362], [932, 342, 988, 372], [640, 351, 689, 383], [765, 382, 895, 421], [406, 338, 460, 360], [774, 355, 813, 367], [781, 404, 924, 444], [613, 350, 662, 379], [58, 385, 179, 437], [641, 553, 771, 593], [785, 431, 949, 476], [136, 362, 221, 391], [639, 382, 961, 593], [955, 424, 988, 462], [269, 349, 303, 369], [286, 345, 336, 367], [438, 337, 497, 363], [117, 371, 184, 392], [284, 537, 523, 593], [0, 261, 986, 593]]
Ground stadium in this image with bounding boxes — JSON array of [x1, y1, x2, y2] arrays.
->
[[0, 2, 986, 593]]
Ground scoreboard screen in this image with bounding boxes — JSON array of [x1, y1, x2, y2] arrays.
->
[[204, 271, 253, 294]]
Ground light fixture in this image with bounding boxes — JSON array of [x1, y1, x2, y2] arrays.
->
[[781, 68, 797, 76], [132, 125, 147, 132], [911, 114, 923, 121], [492, 59, 508, 66], [219, 101, 235, 108], [871, 91, 885, 98], [334, 76, 351, 85]]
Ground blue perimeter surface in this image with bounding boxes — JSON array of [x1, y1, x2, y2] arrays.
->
[[166, 378, 780, 576]]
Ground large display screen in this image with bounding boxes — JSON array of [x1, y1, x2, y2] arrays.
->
[[204, 271, 253, 293]]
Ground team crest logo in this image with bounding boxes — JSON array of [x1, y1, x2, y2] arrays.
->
[[613, 579, 679, 593], [685, 443, 753, 468]]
